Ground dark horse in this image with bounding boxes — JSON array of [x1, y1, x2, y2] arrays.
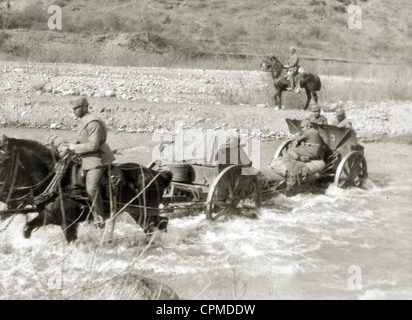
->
[[0, 135, 173, 243], [260, 55, 321, 110]]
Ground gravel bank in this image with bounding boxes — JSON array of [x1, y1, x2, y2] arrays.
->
[[1, 61, 411, 142]]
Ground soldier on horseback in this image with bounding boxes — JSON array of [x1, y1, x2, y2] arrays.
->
[[65, 97, 115, 229], [284, 46, 300, 93]]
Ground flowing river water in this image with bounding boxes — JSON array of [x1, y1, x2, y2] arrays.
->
[[0, 128, 411, 300]]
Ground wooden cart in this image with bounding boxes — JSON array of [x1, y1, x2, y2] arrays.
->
[[148, 132, 262, 220], [260, 119, 368, 198], [149, 120, 368, 220]]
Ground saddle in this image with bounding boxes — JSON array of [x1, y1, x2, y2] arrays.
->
[[277, 77, 291, 86], [71, 163, 125, 199], [45, 135, 125, 199]]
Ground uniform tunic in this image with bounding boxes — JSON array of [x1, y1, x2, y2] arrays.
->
[[331, 118, 352, 128], [288, 53, 299, 71], [308, 114, 328, 125], [288, 127, 324, 161], [72, 113, 115, 170]]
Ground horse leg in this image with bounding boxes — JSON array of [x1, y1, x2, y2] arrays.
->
[[151, 215, 169, 232], [55, 197, 85, 243], [274, 91, 280, 107], [127, 204, 167, 235], [23, 214, 43, 239], [23, 200, 62, 238], [63, 223, 79, 243], [28, 197, 84, 243], [275, 88, 283, 108], [304, 87, 312, 110], [279, 92, 282, 108], [312, 91, 318, 104], [122, 204, 149, 232]]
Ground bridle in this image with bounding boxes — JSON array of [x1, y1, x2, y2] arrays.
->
[[0, 147, 26, 206], [0, 146, 61, 208], [261, 56, 287, 80], [261, 56, 277, 72]]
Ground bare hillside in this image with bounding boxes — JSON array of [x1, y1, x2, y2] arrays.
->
[[1, 0, 411, 66]]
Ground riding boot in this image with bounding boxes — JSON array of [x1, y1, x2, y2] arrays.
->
[[290, 76, 295, 91], [86, 167, 106, 229], [90, 191, 105, 229]]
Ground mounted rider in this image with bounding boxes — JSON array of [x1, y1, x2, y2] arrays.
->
[[66, 97, 115, 229], [284, 46, 300, 93]]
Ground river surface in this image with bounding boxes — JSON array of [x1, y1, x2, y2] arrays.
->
[[1, 128, 411, 300]]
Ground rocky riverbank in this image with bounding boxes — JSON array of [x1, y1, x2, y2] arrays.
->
[[1, 61, 411, 143]]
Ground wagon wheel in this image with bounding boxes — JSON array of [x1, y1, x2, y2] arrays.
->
[[273, 140, 292, 159], [205, 164, 261, 221], [334, 151, 368, 189]]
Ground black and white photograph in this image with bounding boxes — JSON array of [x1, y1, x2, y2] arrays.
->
[[0, 0, 411, 302]]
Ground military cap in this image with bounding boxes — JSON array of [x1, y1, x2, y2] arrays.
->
[[71, 97, 89, 109]]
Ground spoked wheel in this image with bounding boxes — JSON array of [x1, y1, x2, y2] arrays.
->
[[273, 140, 292, 159], [334, 151, 368, 188], [205, 165, 262, 221]]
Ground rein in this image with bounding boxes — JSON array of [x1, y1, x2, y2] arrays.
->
[[263, 57, 287, 80], [0, 145, 69, 208], [0, 146, 23, 206]]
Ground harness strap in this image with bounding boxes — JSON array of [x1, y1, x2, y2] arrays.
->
[[33, 152, 72, 206], [5, 151, 20, 204], [0, 146, 20, 207]]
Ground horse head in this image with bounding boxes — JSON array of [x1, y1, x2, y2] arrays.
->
[[0, 135, 55, 209], [260, 55, 286, 80]]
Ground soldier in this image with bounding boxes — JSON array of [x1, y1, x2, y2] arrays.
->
[[284, 46, 300, 93], [287, 120, 325, 162], [66, 97, 115, 228], [332, 108, 352, 128], [307, 105, 328, 125]]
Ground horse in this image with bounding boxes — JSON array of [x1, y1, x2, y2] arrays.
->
[[0, 135, 173, 243], [260, 55, 321, 110]]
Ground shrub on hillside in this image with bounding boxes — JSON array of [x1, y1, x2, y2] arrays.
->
[[312, 6, 326, 15], [126, 33, 169, 53], [309, 0, 326, 5], [0, 32, 11, 46], [308, 25, 327, 40], [52, 0, 72, 8], [217, 23, 247, 43], [63, 12, 136, 34], [333, 4, 347, 13], [1, 43, 30, 57], [293, 10, 308, 20], [337, 0, 353, 5], [1, 2, 47, 30]]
